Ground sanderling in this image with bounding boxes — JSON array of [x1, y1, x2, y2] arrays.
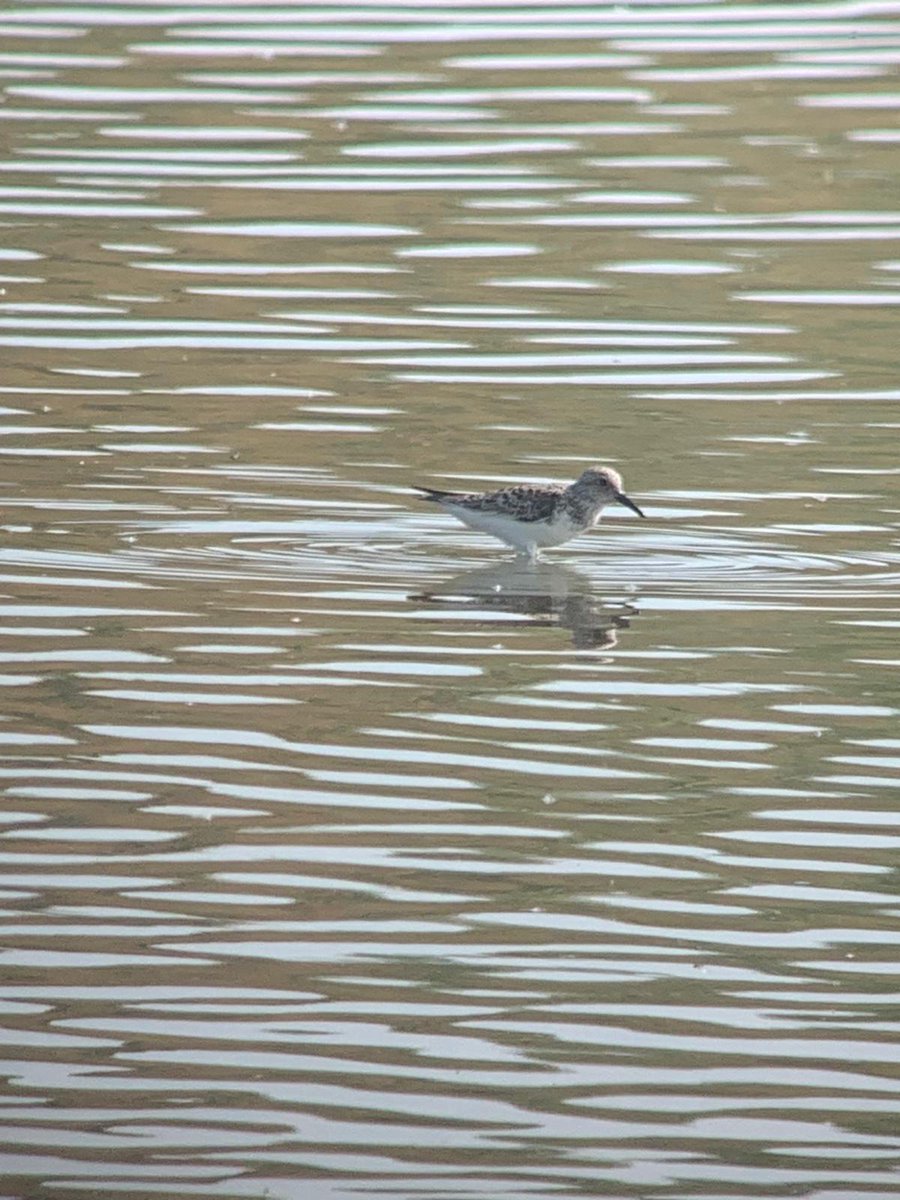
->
[[413, 464, 645, 558]]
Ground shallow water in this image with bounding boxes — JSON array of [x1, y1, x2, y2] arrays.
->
[[1, 2, 900, 1198]]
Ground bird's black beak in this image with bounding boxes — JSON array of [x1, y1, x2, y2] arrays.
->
[[615, 491, 646, 519]]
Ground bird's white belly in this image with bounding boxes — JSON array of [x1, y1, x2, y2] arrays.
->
[[446, 504, 584, 550]]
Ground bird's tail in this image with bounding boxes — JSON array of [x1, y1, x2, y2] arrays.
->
[[412, 485, 459, 503]]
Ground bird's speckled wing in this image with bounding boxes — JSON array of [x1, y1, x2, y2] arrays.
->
[[425, 483, 566, 523]]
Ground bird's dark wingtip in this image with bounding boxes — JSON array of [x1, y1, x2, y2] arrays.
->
[[411, 485, 447, 502]]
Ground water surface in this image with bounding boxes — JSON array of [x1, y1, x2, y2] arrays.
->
[[1, 2, 899, 1198]]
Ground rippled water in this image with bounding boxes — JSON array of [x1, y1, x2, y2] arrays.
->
[[1, 2, 900, 1198]]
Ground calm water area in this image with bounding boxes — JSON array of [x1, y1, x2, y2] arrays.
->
[[1, 2, 899, 1198]]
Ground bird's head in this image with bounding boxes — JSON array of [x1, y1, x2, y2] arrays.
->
[[576, 466, 646, 518]]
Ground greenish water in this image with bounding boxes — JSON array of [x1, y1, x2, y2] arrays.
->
[[0, 3, 899, 1197]]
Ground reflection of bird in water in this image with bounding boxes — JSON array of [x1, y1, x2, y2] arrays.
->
[[412, 465, 645, 560], [411, 561, 638, 650]]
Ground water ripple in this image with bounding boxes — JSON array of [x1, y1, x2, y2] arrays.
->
[[2, 3, 899, 1197]]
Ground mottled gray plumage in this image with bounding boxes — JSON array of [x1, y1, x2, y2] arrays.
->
[[416, 481, 565, 522], [414, 465, 645, 558]]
